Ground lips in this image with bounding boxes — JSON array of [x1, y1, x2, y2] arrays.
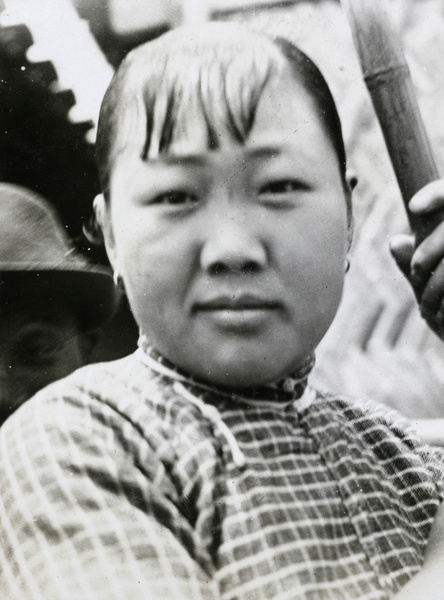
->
[[194, 293, 280, 312], [192, 293, 281, 332]]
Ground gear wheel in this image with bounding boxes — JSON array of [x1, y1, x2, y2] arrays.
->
[[0, 23, 101, 259]]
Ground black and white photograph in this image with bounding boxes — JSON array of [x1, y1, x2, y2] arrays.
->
[[1, 1, 444, 598]]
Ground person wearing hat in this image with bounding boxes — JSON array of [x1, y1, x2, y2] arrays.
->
[[0, 183, 119, 425]]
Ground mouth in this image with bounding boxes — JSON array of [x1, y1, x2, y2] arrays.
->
[[195, 293, 280, 311], [193, 294, 280, 330]]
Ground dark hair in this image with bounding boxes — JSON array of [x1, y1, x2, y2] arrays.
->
[[95, 23, 347, 203]]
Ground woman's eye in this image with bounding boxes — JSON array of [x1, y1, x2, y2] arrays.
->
[[259, 180, 305, 195], [151, 191, 198, 206]]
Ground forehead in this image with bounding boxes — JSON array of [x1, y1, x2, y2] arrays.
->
[[249, 71, 328, 144], [115, 69, 332, 164]]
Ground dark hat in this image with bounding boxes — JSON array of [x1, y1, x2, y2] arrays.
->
[[0, 183, 119, 330]]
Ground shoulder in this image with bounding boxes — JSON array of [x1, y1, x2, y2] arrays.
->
[[0, 353, 177, 475], [4, 352, 166, 427], [0, 354, 222, 492], [310, 388, 444, 497], [312, 387, 421, 439]]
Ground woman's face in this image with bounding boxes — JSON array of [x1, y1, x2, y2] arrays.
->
[[103, 73, 350, 387]]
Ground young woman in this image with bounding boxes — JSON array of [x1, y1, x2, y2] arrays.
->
[[1, 23, 444, 600]]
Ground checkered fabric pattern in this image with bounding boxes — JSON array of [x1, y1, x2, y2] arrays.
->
[[1, 352, 443, 600]]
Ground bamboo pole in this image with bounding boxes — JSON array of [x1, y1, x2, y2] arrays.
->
[[341, 0, 444, 244]]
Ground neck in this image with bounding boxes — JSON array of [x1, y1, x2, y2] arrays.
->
[[137, 333, 315, 403]]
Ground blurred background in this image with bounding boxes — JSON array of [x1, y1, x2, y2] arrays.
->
[[1, 0, 444, 418]]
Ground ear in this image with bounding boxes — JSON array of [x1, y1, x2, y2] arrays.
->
[[344, 169, 357, 250], [93, 194, 118, 270]]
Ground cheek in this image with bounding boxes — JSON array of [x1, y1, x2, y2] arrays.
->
[[281, 206, 347, 268], [116, 224, 195, 329], [279, 211, 347, 313], [112, 215, 158, 295]]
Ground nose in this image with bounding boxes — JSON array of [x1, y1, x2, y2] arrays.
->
[[200, 212, 267, 274]]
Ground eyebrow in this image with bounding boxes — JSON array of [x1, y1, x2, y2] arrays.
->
[[147, 145, 283, 165], [247, 146, 282, 159], [150, 154, 206, 166]]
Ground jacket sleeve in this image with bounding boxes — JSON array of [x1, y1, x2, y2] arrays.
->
[[0, 387, 219, 600]]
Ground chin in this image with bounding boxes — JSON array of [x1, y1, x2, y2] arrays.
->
[[169, 334, 316, 389]]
